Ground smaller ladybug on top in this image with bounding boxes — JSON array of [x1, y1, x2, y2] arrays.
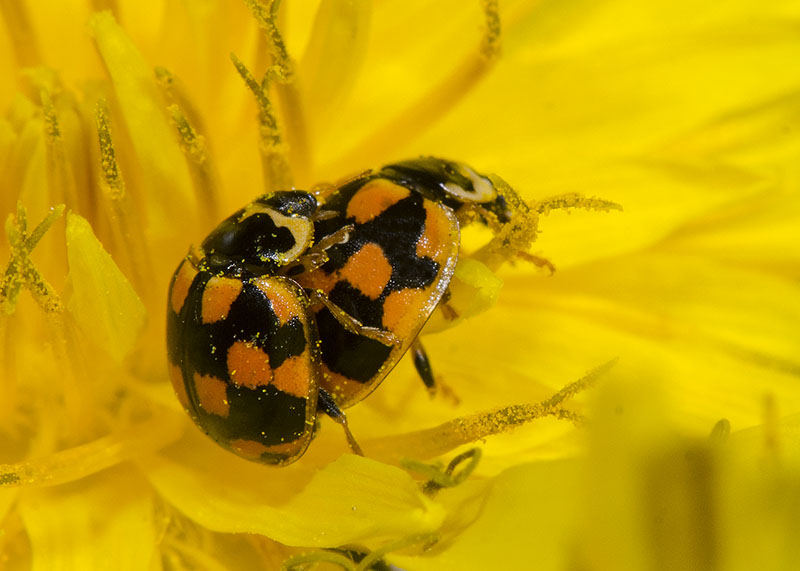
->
[[166, 157, 543, 465]]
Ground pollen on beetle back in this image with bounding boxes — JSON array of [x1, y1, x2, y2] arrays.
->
[[201, 277, 243, 323], [194, 373, 231, 417], [339, 243, 393, 300], [345, 180, 411, 224], [227, 341, 272, 389]]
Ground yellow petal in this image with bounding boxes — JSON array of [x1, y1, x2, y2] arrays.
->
[[661, 183, 800, 277], [88, 11, 196, 230], [491, 265, 800, 429], [723, 415, 800, 571], [0, 487, 17, 524], [390, 459, 580, 570], [65, 212, 145, 362], [144, 428, 445, 547], [18, 468, 157, 571], [359, 240, 800, 475], [393, 382, 800, 570], [299, 0, 372, 126]]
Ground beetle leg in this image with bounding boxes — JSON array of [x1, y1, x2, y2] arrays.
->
[[317, 388, 363, 456], [515, 251, 556, 275], [410, 338, 460, 404], [411, 339, 436, 395], [437, 288, 460, 323], [308, 289, 401, 348], [310, 224, 353, 255], [284, 224, 354, 274]]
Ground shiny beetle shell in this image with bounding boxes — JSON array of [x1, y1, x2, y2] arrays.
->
[[295, 157, 509, 407], [167, 191, 320, 465], [167, 159, 511, 465]]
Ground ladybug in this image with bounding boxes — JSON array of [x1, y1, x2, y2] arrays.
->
[[167, 158, 520, 465], [294, 157, 512, 408]]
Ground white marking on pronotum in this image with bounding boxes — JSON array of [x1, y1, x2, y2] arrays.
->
[[443, 164, 495, 203], [238, 203, 314, 264]]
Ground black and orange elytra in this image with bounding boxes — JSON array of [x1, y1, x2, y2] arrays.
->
[[167, 158, 514, 465]]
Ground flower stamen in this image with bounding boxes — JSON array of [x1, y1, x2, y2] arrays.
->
[[155, 66, 206, 138], [0, 203, 65, 316], [0, 413, 183, 488], [473, 176, 623, 273], [535, 193, 624, 216], [40, 87, 80, 212], [0, 204, 88, 434], [95, 100, 154, 299], [243, 0, 292, 79], [365, 359, 617, 464], [163, 97, 221, 226], [244, 0, 311, 181], [231, 53, 293, 192]]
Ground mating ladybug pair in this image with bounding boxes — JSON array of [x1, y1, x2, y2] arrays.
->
[[167, 158, 523, 465]]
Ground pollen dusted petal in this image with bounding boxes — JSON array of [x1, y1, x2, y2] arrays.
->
[[168, 363, 190, 409], [201, 276, 243, 323], [272, 354, 312, 398], [346, 179, 410, 223], [417, 202, 459, 264], [340, 242, 393, 300], [382, 288, 429, 335], [227, 340, 273, 389], [253, 278, 305, 325], [193, 373, 230, 417], [170, 259, 197, 314]]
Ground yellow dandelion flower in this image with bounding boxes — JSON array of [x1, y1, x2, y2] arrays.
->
[[1, 0, 799, 569]]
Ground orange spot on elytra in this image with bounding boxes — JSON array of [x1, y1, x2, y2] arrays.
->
[[320, 364, 383, 409], [346, 179, 410, 224], [340, 242, 392, 300], [382, 288, 428, 336], [272, 354, 312, 398], [170, 259, 197, 314], [229, 439, 270, 460], [417, 202, 458, 264], [252, 277, 306, 325], [227, 340, 272, 389], [194, 373, 230, 417], [229, 438, 305, 461], [295, 268, 338, 296], [201, 276, 243, 323]]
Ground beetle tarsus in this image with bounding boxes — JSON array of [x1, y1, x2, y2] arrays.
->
[[411, 339, 436, 393], [318, 388, 364, 456]]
